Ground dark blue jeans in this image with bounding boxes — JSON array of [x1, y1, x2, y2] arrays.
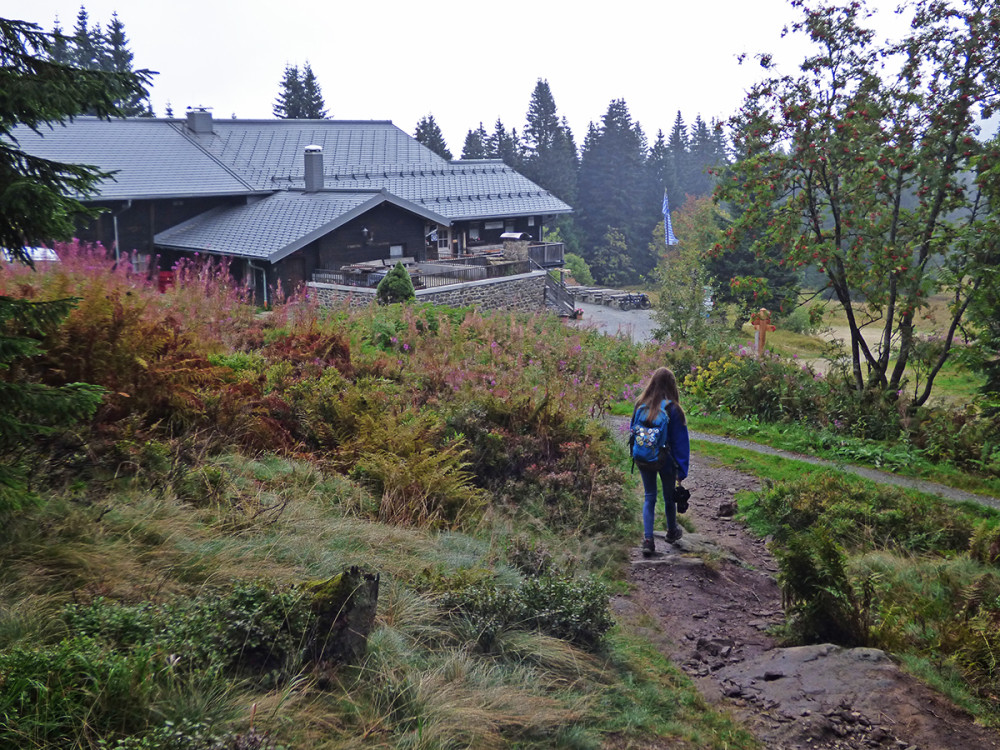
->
[[639, 464, 677, 539]]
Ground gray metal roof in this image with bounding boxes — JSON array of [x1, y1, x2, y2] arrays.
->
[[311, 161, 571, 220], [185, 120, 443, 182], [154, 190, 451, 263], [12, 116, 572, 254], [8, 119, 259, 199]]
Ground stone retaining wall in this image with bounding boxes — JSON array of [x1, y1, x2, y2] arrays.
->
[[308, 271, 547, 313]]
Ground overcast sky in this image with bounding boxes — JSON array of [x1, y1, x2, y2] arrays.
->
[[8, 0, 936, 151]]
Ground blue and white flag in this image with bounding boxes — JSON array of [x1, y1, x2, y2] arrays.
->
[[662, 190, 679, 246]]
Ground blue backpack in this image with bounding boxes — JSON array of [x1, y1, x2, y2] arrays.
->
[[630, 399, 671, 472]]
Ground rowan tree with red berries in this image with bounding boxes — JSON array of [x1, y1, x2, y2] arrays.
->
[[715, 0, 1000, 406]]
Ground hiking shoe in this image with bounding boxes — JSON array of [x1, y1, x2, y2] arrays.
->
[[641, 537, 655, 557], [666, 526, 684, 544]]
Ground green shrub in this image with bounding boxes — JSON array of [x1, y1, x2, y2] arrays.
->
[[823, 371, 905, 441], [774, 528, 874, 646], [64, 582, 315, 682], [912, 406, 1000, 478], [0, 635, 158, 748], [100, 720, 283, 750], [440, 573, 613, 650], [779, 304, 824, 335], [375, 263, 415, 305], [684, 350, 825, 424], [745, 472, 978, 555], [563, 253, 594, 286]]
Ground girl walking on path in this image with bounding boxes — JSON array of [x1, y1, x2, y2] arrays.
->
[[631, 367, 690, 557]]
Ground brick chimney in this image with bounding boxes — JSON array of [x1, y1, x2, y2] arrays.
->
[[186, 107, 213, 134], [304, 145, 324, 192]]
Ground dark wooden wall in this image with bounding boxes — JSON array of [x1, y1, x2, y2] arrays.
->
[[83, 197, 244, 257], [274, 202, 426, 289]]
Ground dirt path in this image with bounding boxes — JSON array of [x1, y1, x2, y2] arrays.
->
[[611, 451, 1000, 750]]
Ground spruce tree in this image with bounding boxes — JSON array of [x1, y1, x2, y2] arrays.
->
[[0, 297, 104, 512], [521, 81, 578, 204], [524, 79, 560, 155], [103, 13, 150, 115], [0, 16, 152, 260], [688, 115, 720, 196], [577, 99, 653, 283], [414, 114, 452, 160], [647, 129, 673, 204], [49, 17, 69, 64], [461, 123, 488, 159], [485, 118, 521, 167], [666, 111, 690, 205], [47, 10, 151, 115], [0, 15, 148, 511], [273, 64, 304, 118], [70, 6, 100, 70], [300, 62, 328, 118]]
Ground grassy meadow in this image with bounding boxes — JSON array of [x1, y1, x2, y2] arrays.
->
[[1, 245, 999, 746], [0, 244, 757, 750]]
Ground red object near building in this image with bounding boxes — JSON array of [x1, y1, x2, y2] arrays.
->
[[158, 271, 174, 292]]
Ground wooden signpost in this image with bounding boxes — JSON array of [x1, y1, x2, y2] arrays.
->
[[751, 308, 776, 356]]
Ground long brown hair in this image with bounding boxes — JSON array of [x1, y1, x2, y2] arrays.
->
[[634, 367, 685, 423]]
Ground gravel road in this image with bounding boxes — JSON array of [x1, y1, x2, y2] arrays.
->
[[565, 300, 660, 343]]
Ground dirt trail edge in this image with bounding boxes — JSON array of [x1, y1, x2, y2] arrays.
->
[[611, 450, 999, 750]]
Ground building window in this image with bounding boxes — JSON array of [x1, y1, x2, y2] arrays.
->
[[131, 253, 150, 272], [484, 220, 503, 230], [527, 217, 535, 226], [390, 244, 404, 257], [469, 226, 481, 241]]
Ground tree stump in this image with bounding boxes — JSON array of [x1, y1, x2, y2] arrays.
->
[[303, 566, 380, 665]]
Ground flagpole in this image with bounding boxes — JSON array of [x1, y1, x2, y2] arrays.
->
[[662, 190, 679, 246]]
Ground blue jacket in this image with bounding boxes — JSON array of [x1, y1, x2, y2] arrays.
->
[[631, 399, 690, 479]]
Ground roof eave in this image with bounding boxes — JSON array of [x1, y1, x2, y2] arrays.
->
[[444, 207, 574, 222], [88, 190, 273, 202]]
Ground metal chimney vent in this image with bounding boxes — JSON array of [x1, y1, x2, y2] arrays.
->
[[186, 107, 213, 134], [304, 145, 324, 192]]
